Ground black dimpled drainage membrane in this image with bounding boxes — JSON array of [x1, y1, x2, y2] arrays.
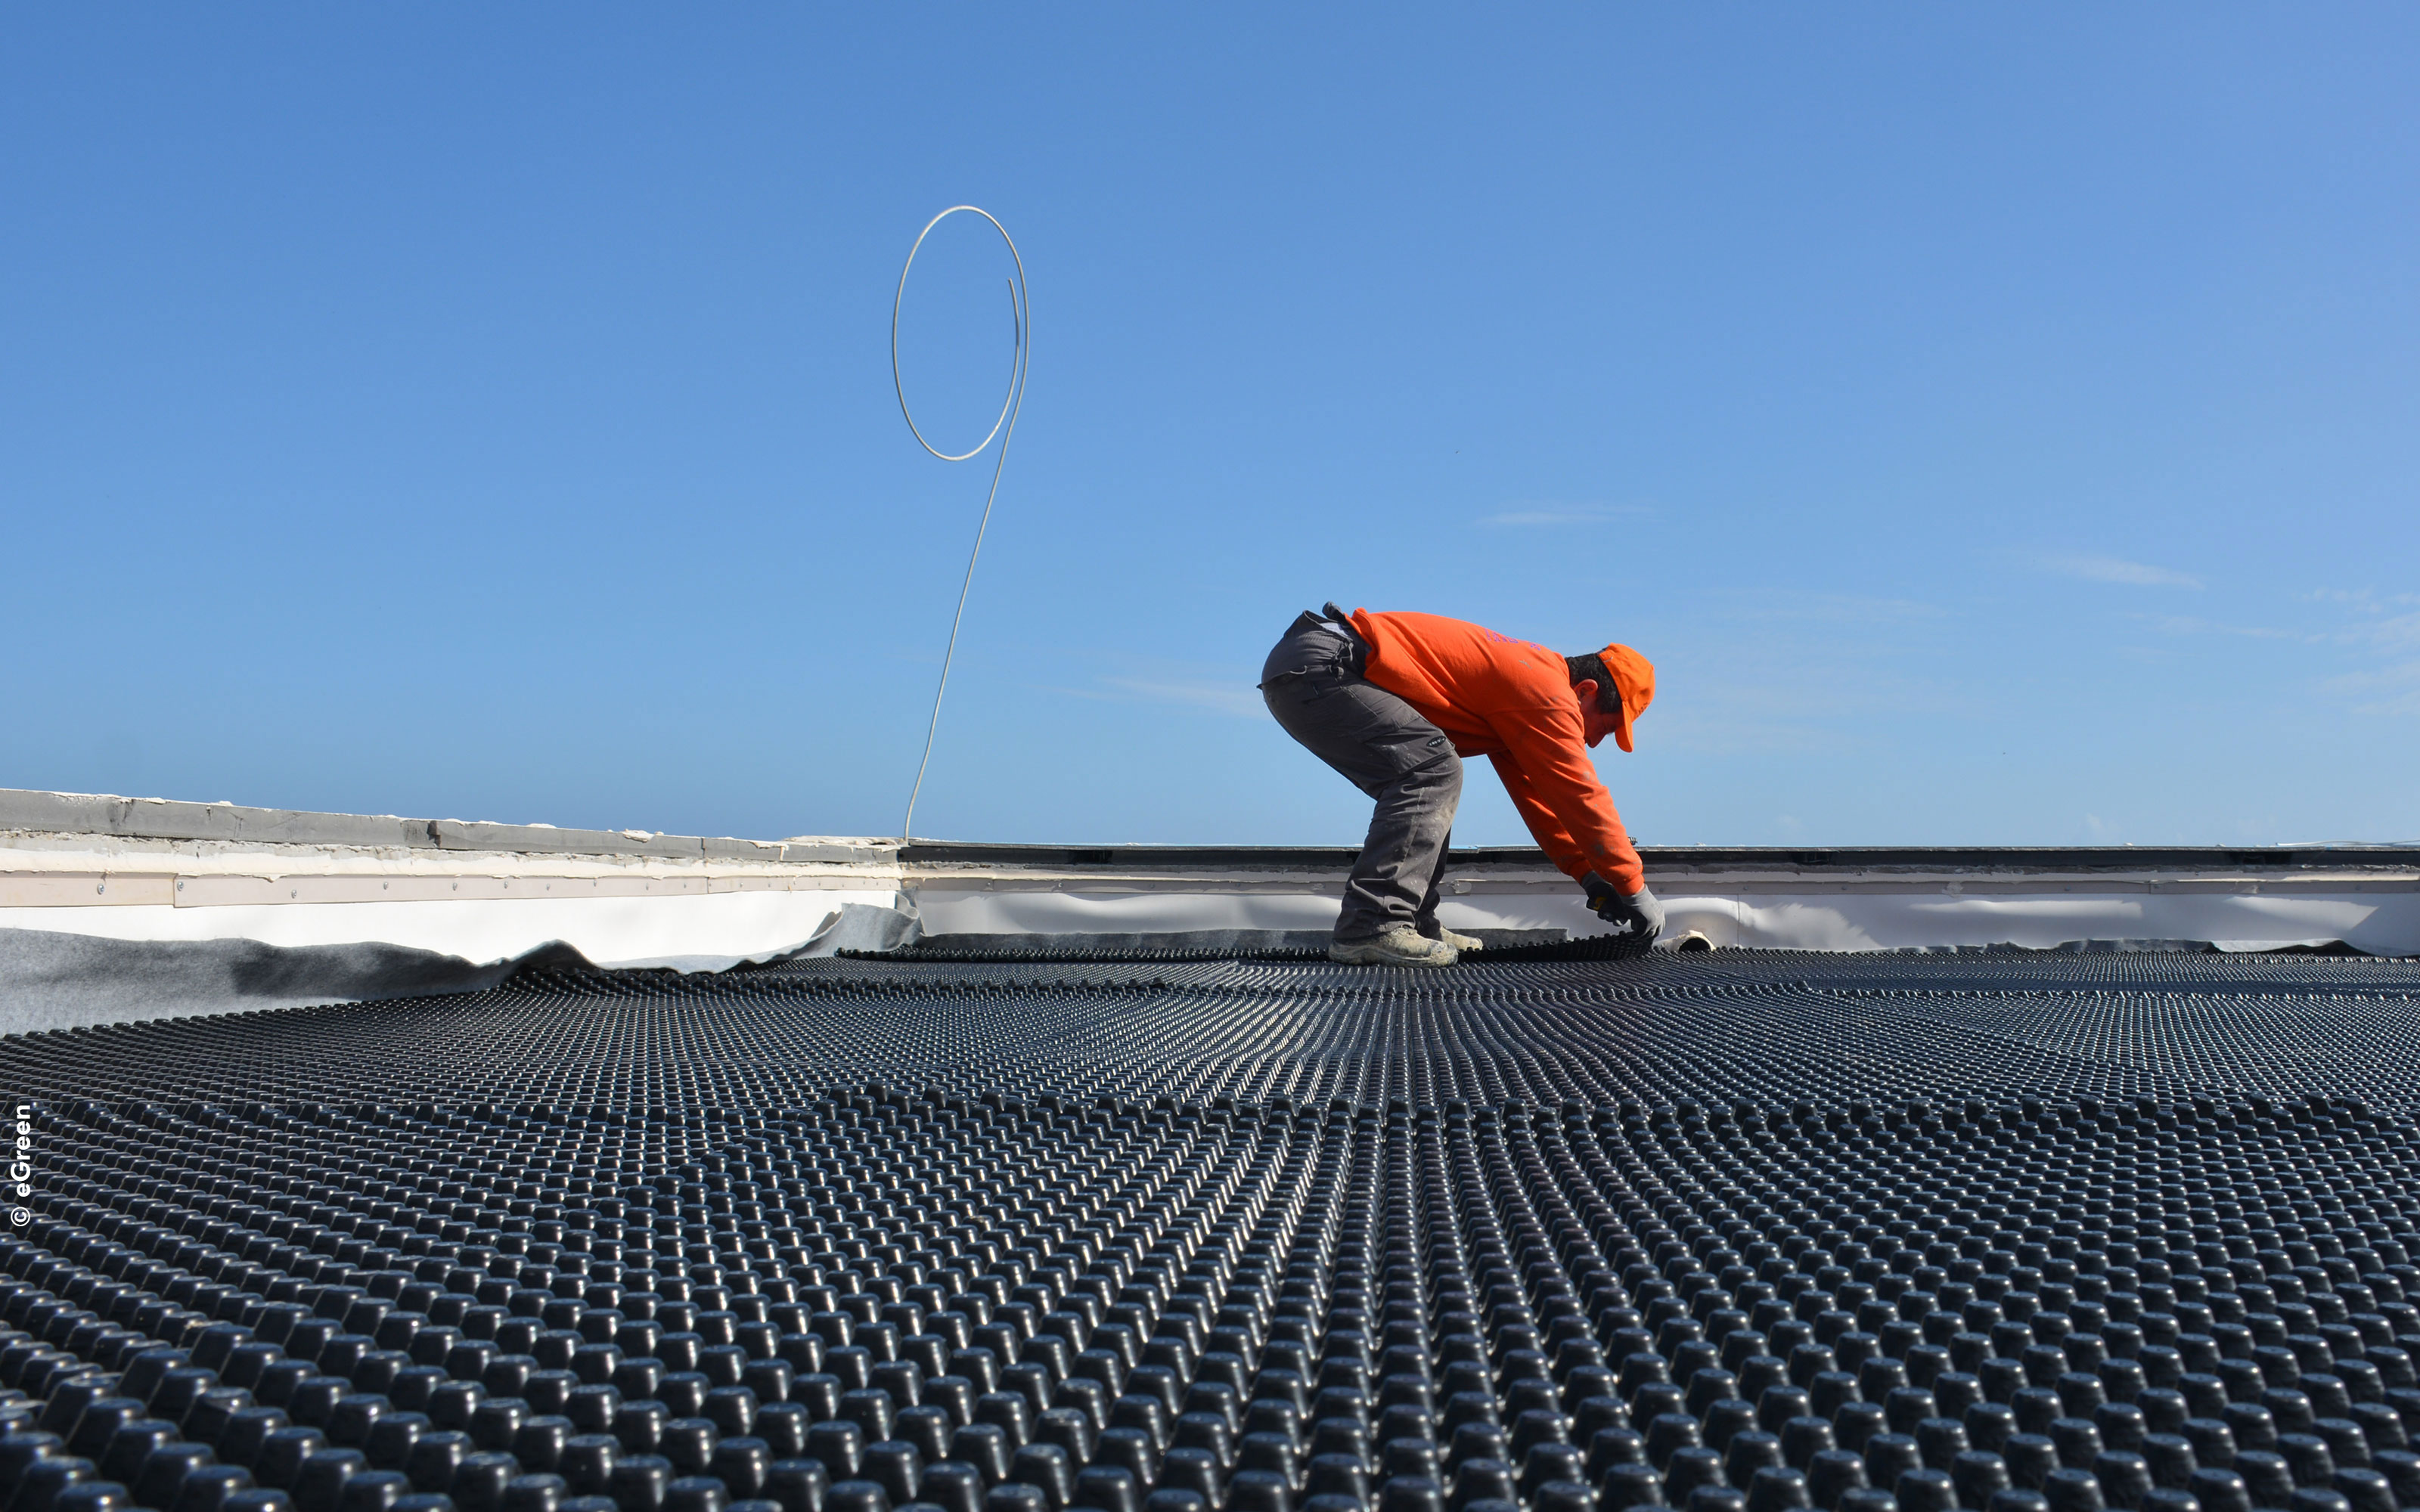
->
[[1, 952, 2418, 1512]]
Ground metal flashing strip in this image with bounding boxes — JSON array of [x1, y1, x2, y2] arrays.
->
[[899, 839, 2420, 872], [0, 872, 180, 907]]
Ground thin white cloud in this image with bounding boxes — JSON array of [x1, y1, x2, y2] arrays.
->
[[1478, 503, 1651, 528], [1096, 677, 1265, 718], [2350, 611, 2420, 652], [1727, 591, 1944, 625], [1643, 663, 1981, 754], [1032, 652, 1274, 720], [2304, 587, 2420, 612], [2133, 613, 2301, 642], [2040, 553, 2202, 588], [2323, 659, 2420, 717]]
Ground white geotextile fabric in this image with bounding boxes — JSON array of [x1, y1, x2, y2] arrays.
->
[[0, 888, 898, 974], [0, 894, 916, 1033], [909, 885, 2420, 954]]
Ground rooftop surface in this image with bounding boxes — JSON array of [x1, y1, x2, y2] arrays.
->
[[4, 948, 2418, 1512]]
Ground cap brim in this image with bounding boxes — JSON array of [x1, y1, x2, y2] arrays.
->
[[1613, 706, 1634, 753]]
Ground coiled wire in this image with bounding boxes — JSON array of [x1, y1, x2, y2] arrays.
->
[[893, 205, 1029, 840]]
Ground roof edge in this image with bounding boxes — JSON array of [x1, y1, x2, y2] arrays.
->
[[0, 788, 890, 865]]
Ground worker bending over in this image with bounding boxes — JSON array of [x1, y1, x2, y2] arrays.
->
[[1261, 603, 1663, 966]]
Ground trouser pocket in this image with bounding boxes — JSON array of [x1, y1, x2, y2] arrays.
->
[[1267, 671, 1456, 798]]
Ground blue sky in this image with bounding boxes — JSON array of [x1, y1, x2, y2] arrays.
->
[[4, 7, 2415, 847]]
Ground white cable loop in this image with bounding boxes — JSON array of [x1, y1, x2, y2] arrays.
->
[[894, 206, 1029, 841]]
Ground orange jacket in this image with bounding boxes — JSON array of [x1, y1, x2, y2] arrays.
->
[[1348, 609, 1646, 894]]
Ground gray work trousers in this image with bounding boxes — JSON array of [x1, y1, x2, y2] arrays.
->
[[1260, 609, 1463, 940]]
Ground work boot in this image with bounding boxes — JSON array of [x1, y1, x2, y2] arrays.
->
[[1419, 922, 1484, 953], [1330, 923, 1459, 967]]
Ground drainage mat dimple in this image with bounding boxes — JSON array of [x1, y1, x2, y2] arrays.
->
[[0, 953, 2417, 1512]]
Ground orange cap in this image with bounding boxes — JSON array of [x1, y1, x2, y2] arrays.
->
[[1600, 643, 1655, 752]]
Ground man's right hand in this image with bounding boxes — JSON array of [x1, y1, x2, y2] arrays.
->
[[1582, 872, 1665, 954]]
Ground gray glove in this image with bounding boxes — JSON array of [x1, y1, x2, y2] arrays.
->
[[1582, 872, 1665, 954]]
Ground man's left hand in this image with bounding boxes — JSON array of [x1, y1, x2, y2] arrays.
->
[[1581, 873, 1665, 955]]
